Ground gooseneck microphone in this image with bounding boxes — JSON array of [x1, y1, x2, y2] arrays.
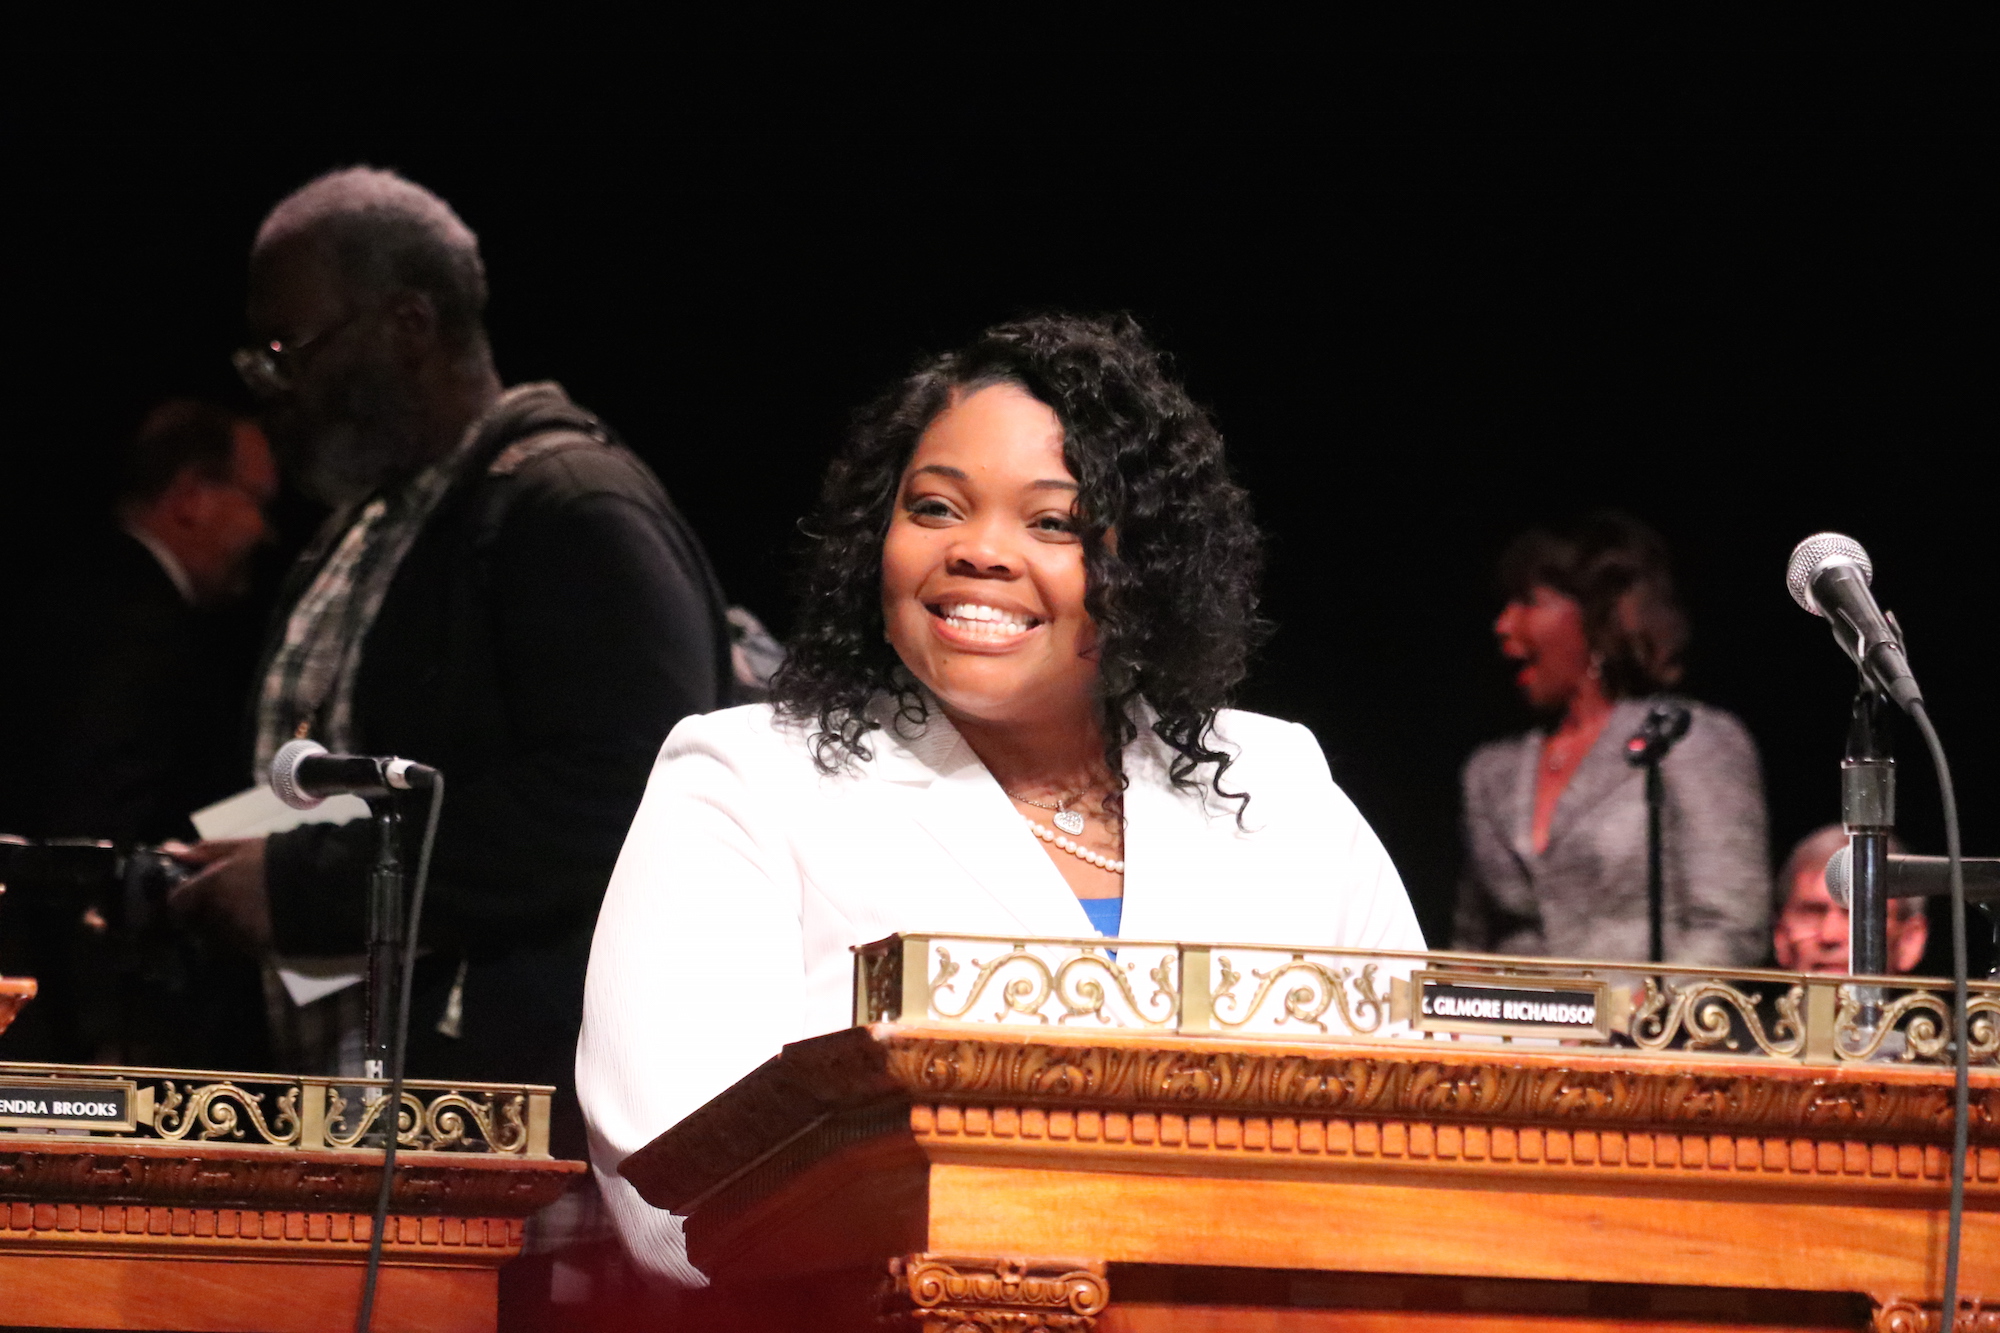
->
[[1785, 533, 1922, 711], [1787, 529, 1971, 1318], [1824, 846, 2000, 909], [268, 738, 438, 811]]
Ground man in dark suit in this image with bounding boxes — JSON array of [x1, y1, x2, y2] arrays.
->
[[170, 168, 731, 1173], [0, 400, 277, 1066], [45, 402, 279, 842]]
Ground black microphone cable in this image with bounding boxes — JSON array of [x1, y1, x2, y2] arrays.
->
[[1788, 534, 1970, 1314], [1906, 702, 1970, 1324], [354, 772, 444, 1333]]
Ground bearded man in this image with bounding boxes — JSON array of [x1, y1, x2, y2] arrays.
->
[[172, 168, 732, 1163]]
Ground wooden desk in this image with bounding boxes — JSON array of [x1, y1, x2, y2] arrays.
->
[[0, 1066, 583, 1332], [626, 1020, 1999, 1332]]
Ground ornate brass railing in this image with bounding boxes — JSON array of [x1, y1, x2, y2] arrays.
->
[[853, 934, 2000, 1069], [0, 1061, 553, 1155]]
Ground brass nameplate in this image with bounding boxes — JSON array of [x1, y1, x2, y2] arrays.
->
[[0, 1076, 138, 1131], [1408, 970, 1611, 1041]]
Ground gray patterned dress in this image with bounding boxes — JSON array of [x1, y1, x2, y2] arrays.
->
[[1452, 697, 1771, 966]]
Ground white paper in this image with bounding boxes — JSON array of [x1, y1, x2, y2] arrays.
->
[[190, 783, 372, 841], [270, 954, 374, 1007], [190, 785, 374, 1006]]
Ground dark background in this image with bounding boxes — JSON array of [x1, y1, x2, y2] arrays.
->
[[3, 116, 1991, 970]]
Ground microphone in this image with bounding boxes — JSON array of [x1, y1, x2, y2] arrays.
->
[[1824, 846, 2000, 909], [269, 739, 437, 811], [1785, 533, 1922, 711], [1624, 702, 1692, 767]]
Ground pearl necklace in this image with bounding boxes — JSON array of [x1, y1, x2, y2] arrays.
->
[[1021, 814, 1125, 874]]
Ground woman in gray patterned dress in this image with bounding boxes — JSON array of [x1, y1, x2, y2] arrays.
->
[[1452, 514, 1770, 966]]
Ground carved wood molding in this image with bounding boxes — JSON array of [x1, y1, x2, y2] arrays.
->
[[909, 1101, 2000, 1194], [882, 1034, 2000, 1143], [0, 1198, 525, 1264], [882, 1254, 1108, 1332], [1875, 1297, 2000, 1331], [0, 1139, 583, 1215], [622, 1024, 2000, 1214]]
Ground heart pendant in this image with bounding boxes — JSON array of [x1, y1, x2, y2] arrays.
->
[[1055, 809, 1086, 835]]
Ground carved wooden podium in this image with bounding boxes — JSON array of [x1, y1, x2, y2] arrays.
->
[[0, 1060, 584, 1332], [623, 934, 2000, 1332]]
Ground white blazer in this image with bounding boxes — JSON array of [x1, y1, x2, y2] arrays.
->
[[576, 701, 1424, 1281]]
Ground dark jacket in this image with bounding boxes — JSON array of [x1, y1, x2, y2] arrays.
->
[[2, 529, 268, 1069], [40, 531, 257, 843], [1452, 696, 1771, 967], [263, 384, 729, 1150]]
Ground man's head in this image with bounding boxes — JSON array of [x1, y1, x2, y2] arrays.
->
[[118, 400, 277, 606], [1774, 823, 1929, 974], [239, 167, 493, 508]]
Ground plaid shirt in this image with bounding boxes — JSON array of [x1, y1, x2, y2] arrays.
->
[[251, 412, 491, 1076], [251, 430, 481, 777]]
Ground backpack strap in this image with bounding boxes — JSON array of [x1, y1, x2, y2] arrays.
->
[[486, 425, 614, 478], [461, 421, 743, 707]]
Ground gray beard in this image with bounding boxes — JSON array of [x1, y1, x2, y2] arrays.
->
[[282, 357, 430, 509], [287, 419, 419, 509]]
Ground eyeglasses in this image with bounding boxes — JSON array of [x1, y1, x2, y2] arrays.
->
[[231, 309, 362, 398]]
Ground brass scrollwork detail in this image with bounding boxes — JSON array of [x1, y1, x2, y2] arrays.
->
[[1211, 955, 1386, 1035], [323, 1086, 425, 1150], [933, 947, 961, 996], [153, 1081, 301, 1145], [312, 1085, 526, 1153], [1630, 978, 1805, 1056], [1052, 953, 1170, 1028], [890, 932, 2000, 1069], [929, 946, 1173, 1028], [1352, 966, 1388, 1030], [2, 1065, 548, 1158], [495, 1094, 529, 1152], [1838, 987, 2000, 1065], [1215, 954, 1241, 1001], [424, 1091, 531, 1154], [932, 947, 1045, 1023]]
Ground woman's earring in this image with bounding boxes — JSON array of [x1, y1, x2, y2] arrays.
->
[[1587, 652, 1605, 681]]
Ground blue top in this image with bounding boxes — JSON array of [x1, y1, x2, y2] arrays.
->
[[1079, 895, 1123, 938]]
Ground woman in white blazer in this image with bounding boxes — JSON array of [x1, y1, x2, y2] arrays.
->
[[577, 315, 1425, 1282]]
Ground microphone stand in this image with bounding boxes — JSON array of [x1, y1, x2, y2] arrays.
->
[[362, 799, 404, 1126], [1842, 688, 1894, 1028], [1625, 703, 1692, 964]]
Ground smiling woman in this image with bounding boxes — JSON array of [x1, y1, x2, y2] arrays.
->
[[778, 316, 1269, 809], [575, 314, 1426, 1283], [875, 385, 1132, 891]]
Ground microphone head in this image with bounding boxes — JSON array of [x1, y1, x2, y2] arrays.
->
[[1786, 533, 1872, 617], [1823, 844, 1853, 911], [269, 738, 329, 811]]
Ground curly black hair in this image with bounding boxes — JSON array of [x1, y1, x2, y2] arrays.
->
[[769, 313, 1268, 816]]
